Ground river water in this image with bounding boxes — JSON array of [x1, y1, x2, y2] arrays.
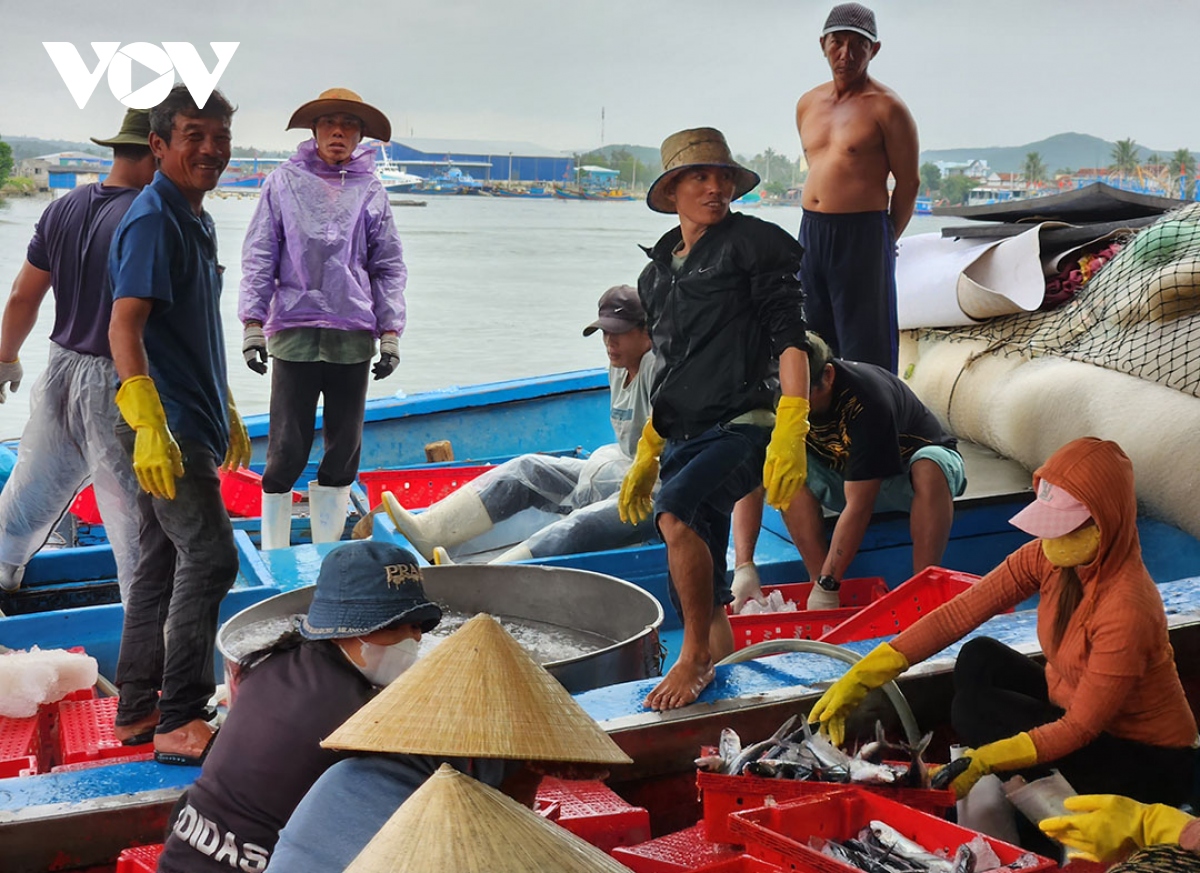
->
[[0, 193, 956, 439]]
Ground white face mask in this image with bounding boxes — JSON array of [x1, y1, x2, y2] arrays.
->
[[353, 637, 420, 686]]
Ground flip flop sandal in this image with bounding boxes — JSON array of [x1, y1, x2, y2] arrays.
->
[[120, 729, 156, 747], [154, 729, 219, 767]]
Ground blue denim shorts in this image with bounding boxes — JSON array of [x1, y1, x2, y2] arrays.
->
[[655, 422, 770, 616], [806, 444, 967, 513]]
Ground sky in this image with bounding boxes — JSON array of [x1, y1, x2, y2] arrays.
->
[[2, 0, 1199, 159]]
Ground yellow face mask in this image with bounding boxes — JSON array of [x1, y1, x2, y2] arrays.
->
[[1042, 524, 1101, 567]]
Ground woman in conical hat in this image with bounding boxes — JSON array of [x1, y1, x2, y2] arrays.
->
[[345, 764, 635, 873], [156, 542, 440, 873], [269, 614, 631, 873]]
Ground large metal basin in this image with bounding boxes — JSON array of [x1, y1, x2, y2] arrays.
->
[[217, 563, 663, 695]]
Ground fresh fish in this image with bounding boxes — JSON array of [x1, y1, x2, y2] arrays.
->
[[867, 821, 955, 873], [717, 727, 742, 773], [800, 714, 853, 770], [848, 758, 899, 784], [727, 714, 798, 775], [905, 731, 933, 788], [953, 844, 976, 873], [930, 756, 972, 791], [694, 754, 726, 772]]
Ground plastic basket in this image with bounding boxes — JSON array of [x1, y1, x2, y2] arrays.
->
[[818, 567, 982, 644], [115, 844, 165, 873], [728, 578, 888, 650], [57, 697, 152, 765], [358, 464, 494, 510], [693, 856, 781, 873], [698, 771, 954, 844], [0, 714, 40, 778], [611, 823, 742, 873], [535, 776, 652, 851], [729, 788, 1055, 873], [218, 467, 301, 518], [69, 486, 102, 525]]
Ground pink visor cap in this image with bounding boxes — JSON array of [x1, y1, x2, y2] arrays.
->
[[1009, 480, 1093, 539]]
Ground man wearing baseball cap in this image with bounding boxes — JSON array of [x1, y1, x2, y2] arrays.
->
[[384, 284, 656, 563], [0, 109, 155, 601], [795, 2, 918, 373]]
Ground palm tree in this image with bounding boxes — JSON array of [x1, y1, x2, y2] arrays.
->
[[1022, 152, 1047, 190], [762, 147, 778, 184], [1110, 138, 1140, 185], [1169, 148, 1194, 199]]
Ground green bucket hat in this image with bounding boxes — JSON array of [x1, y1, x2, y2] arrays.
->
[[90, 109, 152, 148]]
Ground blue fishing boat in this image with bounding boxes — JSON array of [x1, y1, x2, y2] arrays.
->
[[417, 165, 486, 195], [3, 364, 1200, 869]]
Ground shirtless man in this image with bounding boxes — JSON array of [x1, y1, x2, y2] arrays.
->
[[795, 2, 918, 373]]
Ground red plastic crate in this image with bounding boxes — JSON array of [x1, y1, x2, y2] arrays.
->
[[728, 578, 888, 650], [51, 751, 155, 773], [729, 788, 1055, 873], [611, 824, 742, 873], [359, 464, 494, 509], [693, 857, 780, 873], [819, 567, 982, 644], [69, 485, 103, 524], [698, 771, 954, 844], [0, 714, 40, 777], [219, 467, 301, 518], [115, 844, 165, 873], [535, 776, 652, 851], [57, 696, 152, 765]]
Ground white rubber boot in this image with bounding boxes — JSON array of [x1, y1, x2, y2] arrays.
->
[[260, 493, 294, 550], [432, 546, 454, 566], [0, 562, 25, 592], [309, 483, 352, 544], [382, 487, 492, 561], [488, 543, 533, 564]]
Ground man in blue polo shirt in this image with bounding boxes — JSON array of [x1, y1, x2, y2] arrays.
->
[[108, 84, 251, 765]]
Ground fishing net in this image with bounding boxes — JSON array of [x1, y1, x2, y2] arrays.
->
[[911, 203, 1200, 397]]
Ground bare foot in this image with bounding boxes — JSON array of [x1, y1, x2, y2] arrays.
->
[[154, 719, 215, 760], [113, 709, 160, 744], [643, 657, 715, 711]]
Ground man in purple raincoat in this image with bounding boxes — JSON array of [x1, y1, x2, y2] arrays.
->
[[239, 88, 406, 549]]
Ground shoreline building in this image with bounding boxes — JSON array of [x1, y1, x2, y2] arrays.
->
[[380, 138, 574, 183]]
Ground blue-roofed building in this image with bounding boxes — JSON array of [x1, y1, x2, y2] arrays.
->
[[380, 137, 574, 183]]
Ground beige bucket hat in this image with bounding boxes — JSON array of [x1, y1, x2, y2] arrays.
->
[[322, 613, 632, 765], [287, 87, 392, 142], [345, 763, 636, 872], [646, 127, 760, 214]]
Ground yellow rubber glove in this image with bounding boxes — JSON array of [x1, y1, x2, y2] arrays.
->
[[116, 375, 184, 500], [618, 419, 665, 526], [951, 732, 1039, 799], [1040, 795, 1193, 862], [222, 390, 252, 472], [807, 642, 908, 747], [763, 396, 810, 509]]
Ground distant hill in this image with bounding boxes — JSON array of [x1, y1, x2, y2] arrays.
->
[[578, 143, 661, 171], [0, 135, 292, 162], [2, 136, 106, 161], [920, 132, 1193, 174]]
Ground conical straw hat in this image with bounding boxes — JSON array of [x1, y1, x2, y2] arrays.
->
[[322, 613, 632, 765], [346, 764, 636, 873]]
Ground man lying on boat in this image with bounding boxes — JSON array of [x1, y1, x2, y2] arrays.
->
[[731, 331, 965, 612], [619, 127, 810, 712], [382, 283, 657, 563]]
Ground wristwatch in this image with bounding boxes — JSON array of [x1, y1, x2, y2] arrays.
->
[[816, 574, 841, 592]]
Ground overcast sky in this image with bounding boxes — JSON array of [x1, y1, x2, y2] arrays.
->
[[3, 0, 1198, 159]]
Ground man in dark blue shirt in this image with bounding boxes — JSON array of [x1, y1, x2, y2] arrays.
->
[[0, 111, 154, 598], [108, 84, 250, 765]]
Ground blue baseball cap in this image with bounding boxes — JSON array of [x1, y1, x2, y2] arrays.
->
[[301, 542, 442, 640]]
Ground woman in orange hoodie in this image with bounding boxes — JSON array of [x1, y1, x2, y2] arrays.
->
[[810, 437, 1197, 805]]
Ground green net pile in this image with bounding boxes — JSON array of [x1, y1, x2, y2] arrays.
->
[[912, 204, 1200, 397]]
